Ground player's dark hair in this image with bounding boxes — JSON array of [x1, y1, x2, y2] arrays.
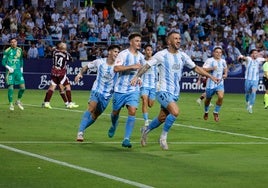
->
[[143, 44, 153, 49], [167, 31, 180, 38], [128, 32, 142, 41], [108, 44, 121, 51], [9, 37, 17, 42], [249, 48, 258, 54]]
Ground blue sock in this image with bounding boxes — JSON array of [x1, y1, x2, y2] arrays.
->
[[245, 93, 249, 103], [111, 113, 119, 128], [79, 111, 95, 132], [250, 92, 256, 105], [214, 104, 221, 113], [148, 117, 162, 131], [124, 115, 135, 140], [143, 113, 148, 121], [163, 114, 176, 132], [204, 105, 210, 113]]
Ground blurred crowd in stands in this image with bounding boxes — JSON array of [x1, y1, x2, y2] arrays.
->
[[0, 0, 268, 68]]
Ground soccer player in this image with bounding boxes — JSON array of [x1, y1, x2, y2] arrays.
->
[[2, 38, 25, 111], [42, 42, 79, 109], [75, 45, 120, 142], [131, 31, 219, 150], [107, 32, 143, 148], [263, 60, 268, 109], [238, 49, 267, 113], [140, 44, 157, 130], [202, 46, 228, 122]]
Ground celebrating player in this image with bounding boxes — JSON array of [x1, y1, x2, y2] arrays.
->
[[131, 31, 219, 150], [107, 32, 143, 148], [203, 46, 228, 121], [140, 44, 158, 131], [238, 49, 267, 113], [75, 45, 120, 142]]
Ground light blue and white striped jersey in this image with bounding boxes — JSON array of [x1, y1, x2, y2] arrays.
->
[[114, 49, 145, 93], [244, 57, 265, 81], [141, 58, 158, 89], [86, 58, 116, 99], [148, 49, 196, 97], [203, 57, 227, 89]]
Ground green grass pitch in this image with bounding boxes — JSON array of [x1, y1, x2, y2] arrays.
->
[[0, 89, 268, 188]]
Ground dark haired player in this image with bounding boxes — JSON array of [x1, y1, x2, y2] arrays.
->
[[75, 45, 121, 142], [2, 38, 25, 111]]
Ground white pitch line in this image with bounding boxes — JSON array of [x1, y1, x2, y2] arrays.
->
[[25, 104, 268, 141], [0, 144, 154, 188], [2, 104, 268, 187], [0, 141, 268, 145], [175, 124, 268, 141]]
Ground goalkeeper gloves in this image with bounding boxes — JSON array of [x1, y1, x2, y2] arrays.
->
[[6, 65, 14, 73]]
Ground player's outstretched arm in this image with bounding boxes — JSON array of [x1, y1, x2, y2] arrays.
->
[[75, 66, 88, 83]]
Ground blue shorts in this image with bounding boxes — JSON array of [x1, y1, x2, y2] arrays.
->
[[89, 90, 111, 113], [245, 80, 258, 92], [156, 91, 179, 109], [206, 84, 224, 99], [112, 91, 140, 111], [140, 87, 156, 100]]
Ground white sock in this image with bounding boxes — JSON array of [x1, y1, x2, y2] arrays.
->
[[160, 130, 168, 140]]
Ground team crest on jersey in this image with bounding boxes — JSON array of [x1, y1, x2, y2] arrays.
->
[[172, 63, 180, 70]]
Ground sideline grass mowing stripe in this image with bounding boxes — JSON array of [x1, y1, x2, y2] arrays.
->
[[0, 144, 154, 188]]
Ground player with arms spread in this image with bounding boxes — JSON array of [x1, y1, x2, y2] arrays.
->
[[238, 49, 267, 113], [131, 31, 219, 150], [42, 42, 79, 109]]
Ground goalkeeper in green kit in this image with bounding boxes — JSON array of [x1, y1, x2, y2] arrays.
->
[[2, 38, 25, 111]]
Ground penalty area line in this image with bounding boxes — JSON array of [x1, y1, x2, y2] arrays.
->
[[0, 144, 154, 188]]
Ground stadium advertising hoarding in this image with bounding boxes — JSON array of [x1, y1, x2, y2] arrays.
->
[[0, 59, 266, 93]]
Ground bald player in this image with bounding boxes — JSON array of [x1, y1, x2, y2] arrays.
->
[[42, 42, 79, 109]]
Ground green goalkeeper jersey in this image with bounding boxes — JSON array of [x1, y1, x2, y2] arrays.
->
[[2, 47, 24, 71]]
